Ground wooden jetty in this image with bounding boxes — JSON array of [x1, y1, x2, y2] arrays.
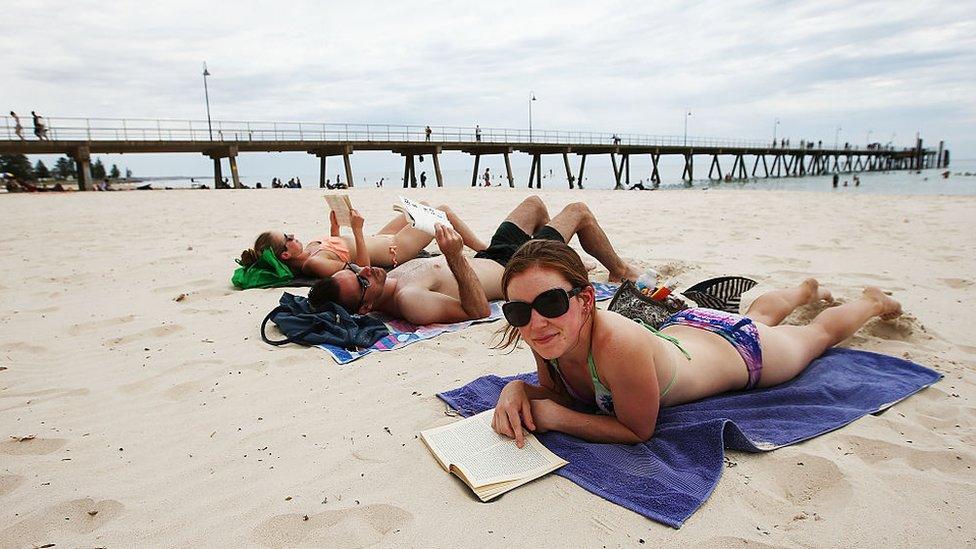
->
[[0, 116, 948, 190]]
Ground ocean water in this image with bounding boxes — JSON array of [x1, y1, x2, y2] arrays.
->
[[142, 158, 976, 196]]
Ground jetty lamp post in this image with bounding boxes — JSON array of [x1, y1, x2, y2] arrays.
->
[[202, 62, 213, 141], [834, 125, 842, 149], [773, 118, 780, 146], [528, 92, 537, 143], [866, 129, 873, 146], [683, 110, 692, 146]]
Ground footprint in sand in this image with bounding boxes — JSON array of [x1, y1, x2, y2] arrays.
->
[[102, 324, 184, 347], [252, 504, 412, 548], [939, 278, 973, 290], [763, 453, 852, 507], [838, 434, 973, 475], [860, 314, 925, 343], [0, 497, 124, 543], [68, 314, 138, 336], [0, 437, 67, 456], [0, 473, 25, 497]]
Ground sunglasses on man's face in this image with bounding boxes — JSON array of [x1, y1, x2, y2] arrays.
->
[[345, 263, 371, 310], [502, 286, 585, 327]]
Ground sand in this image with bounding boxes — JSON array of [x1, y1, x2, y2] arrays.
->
[[0, 187, 973, 548]]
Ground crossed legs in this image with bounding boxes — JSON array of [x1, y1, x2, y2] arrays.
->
[[504, 196, 639, 282]]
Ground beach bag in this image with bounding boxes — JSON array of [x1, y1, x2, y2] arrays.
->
[[607, 277, 758, 328], [607, 280, 688, 329], [260, 292, 389, 349], [232, 247, 294, 289]]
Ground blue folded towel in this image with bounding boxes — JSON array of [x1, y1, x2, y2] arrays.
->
[[438, 348, 941, 528]]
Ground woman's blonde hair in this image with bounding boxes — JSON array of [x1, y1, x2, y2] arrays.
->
[[494, 239, 592, 351]]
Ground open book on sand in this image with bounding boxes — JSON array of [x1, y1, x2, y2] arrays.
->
[[393, 196, 453, 236], [325, 194, 354, 227], [420, 410, 568, 502]]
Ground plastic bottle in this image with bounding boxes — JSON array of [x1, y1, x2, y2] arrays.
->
[[636, 269, 659, 291], [650, 280, 677, 301]]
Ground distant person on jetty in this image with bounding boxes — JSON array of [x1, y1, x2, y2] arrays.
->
[[308, 196, 639, 324], [490, 240, 902, 445], [475, 125, 482, 142], [425, 125, 432, 142], [9, 111, 24, 140], [241, 202, 486, 278], [31, 111, 48, 140]]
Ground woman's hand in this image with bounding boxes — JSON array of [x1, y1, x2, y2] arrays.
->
[[492, 381, 536, 448], [528, 399, 564, 434], [350, 208, 365, 232], [330, 210, 341, 236]]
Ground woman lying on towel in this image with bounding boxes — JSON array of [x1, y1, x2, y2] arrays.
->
[[240, 203, 486, 277], [492, 240, 903, 445]]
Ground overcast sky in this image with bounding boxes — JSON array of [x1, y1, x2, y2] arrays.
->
[[4, 0, 974, 179]]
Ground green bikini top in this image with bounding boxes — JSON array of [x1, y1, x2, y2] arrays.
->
[[549, 319, 691, 416]]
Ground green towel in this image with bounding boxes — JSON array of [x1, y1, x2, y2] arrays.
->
[[232, 248, 295, 289]]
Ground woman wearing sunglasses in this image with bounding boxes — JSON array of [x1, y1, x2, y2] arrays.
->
[[240, 202, 486, 278], [492, 240, 902, 446]]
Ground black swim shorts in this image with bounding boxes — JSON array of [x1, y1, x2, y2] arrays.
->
[[473, 221, 565, 267]]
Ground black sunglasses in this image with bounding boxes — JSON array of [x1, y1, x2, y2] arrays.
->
[[502, 286, 586, 327], [346, 263, 371, 310]]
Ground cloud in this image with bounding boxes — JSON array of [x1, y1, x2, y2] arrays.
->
[[3, 0, 974, 172]]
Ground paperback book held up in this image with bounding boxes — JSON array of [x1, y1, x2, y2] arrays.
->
[[420, 410, 568, 501]]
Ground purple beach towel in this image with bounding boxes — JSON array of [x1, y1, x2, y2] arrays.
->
[[437, 348, 941, 528]]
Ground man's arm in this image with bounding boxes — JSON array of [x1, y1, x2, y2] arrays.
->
[[436, 224, 490, 319], [393, 286, 481, 325]]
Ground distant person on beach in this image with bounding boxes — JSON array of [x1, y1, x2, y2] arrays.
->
[[308, 196, 639, 324], [832, 174, 839, 188], [475, 125, 482, 142], [242, 201, 486, 278], [9, 111, 24, 140], [420, 171, 427, 188], [854, 176, 860, 187], [483, 168, 491, 187], [490, 240, 902, 445], [31, 111, 48, 140], [425, 126, 432, 142]]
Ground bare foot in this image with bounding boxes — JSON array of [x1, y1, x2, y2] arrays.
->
[[863, 287, 902, 320], [800, 278, 833, 305], [610, 263, 641, 284]]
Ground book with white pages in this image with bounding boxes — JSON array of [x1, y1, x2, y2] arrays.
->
[[420, 409, 568, 502], [392, 195, 453, 236], [324, 194, 354, 227]]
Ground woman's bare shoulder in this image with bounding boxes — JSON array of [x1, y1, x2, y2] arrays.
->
[[593, 311, 655, 364]]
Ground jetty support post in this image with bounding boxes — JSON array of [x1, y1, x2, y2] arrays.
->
[[562, 150, 574, 189], [342, 145, 354, 188], [71, 146, 93, 191], [504, 152, 514, 187], [471, 154, 481, 187], [319, 155, 327, 187], [650, 152, 661, 188], [610, 153, 623, 189], [708, 154, 722, 180], [227, 146, 242, 188], [432, 150, 443, 187], [577, 154, 587, 189], [682, 153, 694, 182]]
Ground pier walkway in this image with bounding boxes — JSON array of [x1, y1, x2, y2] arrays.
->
[[0, 116, 948, 190]]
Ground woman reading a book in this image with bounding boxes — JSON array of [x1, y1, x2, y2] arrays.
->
[[240, 203, 487, 278], [491, 240, 902, 446]]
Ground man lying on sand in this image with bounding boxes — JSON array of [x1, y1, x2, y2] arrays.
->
[[308, 196, 639, 325]]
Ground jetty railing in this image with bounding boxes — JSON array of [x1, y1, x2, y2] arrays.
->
[[3, 115, 804, 149]]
